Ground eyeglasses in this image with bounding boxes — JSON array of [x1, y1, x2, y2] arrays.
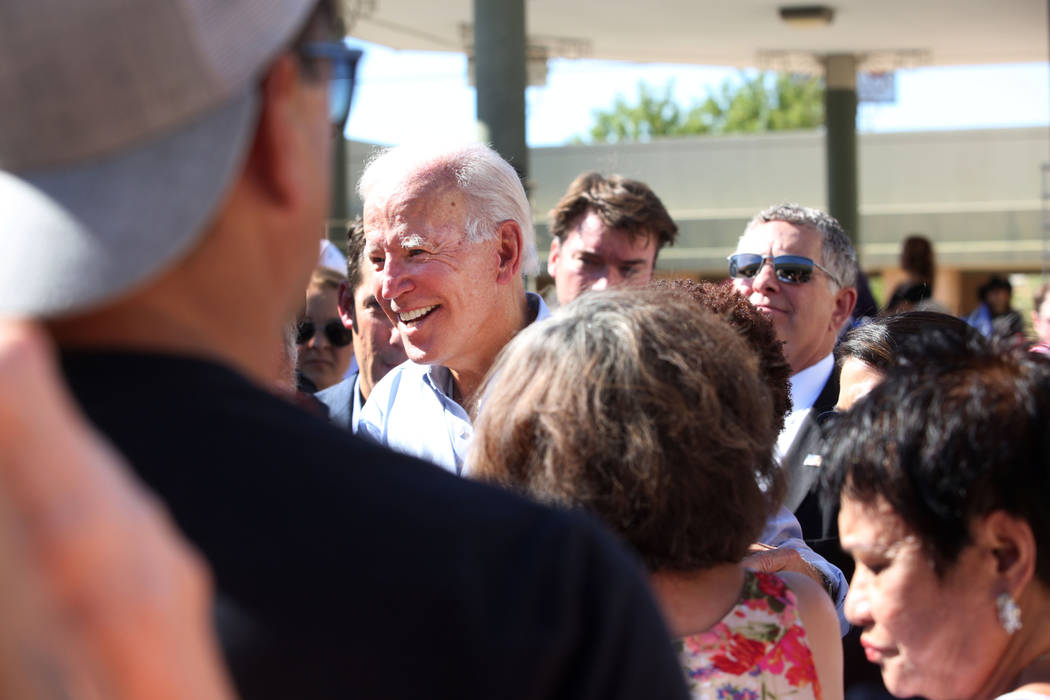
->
[[296, 42, 363, 130], [296, 318, 352, 347], [728, 253, 842, 287]]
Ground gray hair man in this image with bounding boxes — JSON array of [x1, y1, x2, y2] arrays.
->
[[357, 142, 549, 475], [729, 203, 859, 627], [0, 2, 690, 698]]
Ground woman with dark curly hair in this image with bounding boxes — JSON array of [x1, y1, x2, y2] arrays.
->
[[825, 343, 1050, 699], [471, 288, 842, 700]]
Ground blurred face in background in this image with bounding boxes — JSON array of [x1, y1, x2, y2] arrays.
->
[[297, 283, 353, 391], [1033, 295, 1050, 344], [340, 264, 406, 400], [835, 357, 885, 411]]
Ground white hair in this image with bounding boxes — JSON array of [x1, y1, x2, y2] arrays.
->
[[357, 141, 538, 275]]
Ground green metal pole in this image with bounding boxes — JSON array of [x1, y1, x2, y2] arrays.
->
[[330, 134, 349, 232], [824, 54, 859, 251], [473, 0, 528, 182]]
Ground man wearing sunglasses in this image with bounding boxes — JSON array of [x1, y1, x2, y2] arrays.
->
[[0, 1, 690, 699], [729, 203, 858, 626]]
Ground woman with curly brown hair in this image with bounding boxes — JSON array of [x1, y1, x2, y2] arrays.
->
[[471, 288, 842, 700]]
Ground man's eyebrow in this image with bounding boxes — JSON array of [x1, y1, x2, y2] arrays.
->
[[398, 233, 430, 249], [577, 249, 648, 266]]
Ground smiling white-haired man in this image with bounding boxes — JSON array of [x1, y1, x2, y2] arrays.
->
[[357, 142, 547, 475]]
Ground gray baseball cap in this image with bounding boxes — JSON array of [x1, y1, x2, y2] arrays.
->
[[0, 0, 318, 317]]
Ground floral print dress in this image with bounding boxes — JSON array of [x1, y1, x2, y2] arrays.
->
[[674, 570, 821, 700]]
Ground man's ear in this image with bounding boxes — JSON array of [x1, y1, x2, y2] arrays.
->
[[337, 281, 357, 333], [977, 510, 1038, 598], [495, 220, 524, 284], [547, 236, 561, 278], [241, 53, 302, 208], [830, 286, 858, 332]]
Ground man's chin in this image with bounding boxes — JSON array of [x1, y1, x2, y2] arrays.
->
[[404, 345, 439, 366]]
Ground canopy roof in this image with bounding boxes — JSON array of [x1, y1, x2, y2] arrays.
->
[[344, 0, 1046, 72]]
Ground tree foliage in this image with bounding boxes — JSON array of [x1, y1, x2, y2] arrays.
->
[[579, 71, 825, 143]]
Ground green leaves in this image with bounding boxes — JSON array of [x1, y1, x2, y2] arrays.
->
[[580, 71, 825, 143]]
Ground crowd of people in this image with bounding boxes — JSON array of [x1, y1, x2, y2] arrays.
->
[[3, 0, 1050, 699]]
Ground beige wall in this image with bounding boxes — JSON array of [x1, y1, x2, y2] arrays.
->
[[529, 127, 1050, 276]]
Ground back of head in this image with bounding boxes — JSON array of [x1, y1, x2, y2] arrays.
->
[[0, 0, 337, 317], [548, 172, 678, 250], [652, 278, 792, 432], [836, 311, 986, 372], [900, 235, 935, 283], [744, 203, 857, 290], [357, 141, 539, 275], [824, 343, 1050, 584], [884, 280, 933, 314], [471, 287, 783, 572]]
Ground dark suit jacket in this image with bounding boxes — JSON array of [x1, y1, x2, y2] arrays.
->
[[781, 366, 840, 561], [315, 371, 357, 431]]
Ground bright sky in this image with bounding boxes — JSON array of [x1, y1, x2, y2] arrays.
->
[[343, 38, 1049, 147]]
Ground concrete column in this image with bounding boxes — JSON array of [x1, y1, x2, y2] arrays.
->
[[330, 134, 350, 228], [473, 0, 528, 181], [824, 54, 859, 250]]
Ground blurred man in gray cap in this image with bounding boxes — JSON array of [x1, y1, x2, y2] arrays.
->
[[0, 1, 690, 699]]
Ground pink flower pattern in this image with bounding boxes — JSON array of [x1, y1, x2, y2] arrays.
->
[[674, 570, 822, 700]]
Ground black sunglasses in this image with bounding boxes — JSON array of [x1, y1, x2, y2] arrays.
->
[[728, 253, 841, 286], [297, 42, 363, 130], [296, 318, 352, 347]]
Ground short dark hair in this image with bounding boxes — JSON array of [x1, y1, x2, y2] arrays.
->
[[471, 287, 783, 572], [824, 342, 1050, 584], [978, 275, 1012, 302], [652, 278, 792, 432], [345, 216, 366, 294], [835, 311, 985, 372], [548, 172, 678, 253]]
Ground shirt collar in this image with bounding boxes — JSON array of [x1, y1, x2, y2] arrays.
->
[[788, 353, 835, 412], [423, 291, 550, 402]]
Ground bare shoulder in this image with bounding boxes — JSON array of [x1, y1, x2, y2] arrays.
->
[[777, 571, 844, 700], [777, 571, 836, 628]]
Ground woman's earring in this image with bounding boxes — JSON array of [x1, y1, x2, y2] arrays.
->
[[997, 592, 1023, 634]]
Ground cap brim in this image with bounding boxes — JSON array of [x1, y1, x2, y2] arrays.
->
[[1, 88, 259, 318]]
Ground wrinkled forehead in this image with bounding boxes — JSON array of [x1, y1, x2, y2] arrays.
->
[[364, 180, 469, 245], [736, 220, 824, 261]]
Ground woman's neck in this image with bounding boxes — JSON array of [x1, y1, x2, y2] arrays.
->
[[649, 563, 747, 638]]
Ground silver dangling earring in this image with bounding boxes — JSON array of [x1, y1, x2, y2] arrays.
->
[[997, 592, 1023, 634]]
